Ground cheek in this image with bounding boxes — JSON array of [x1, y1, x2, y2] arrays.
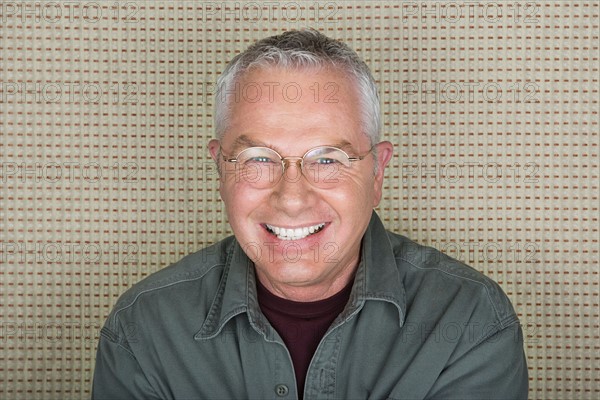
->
[[338, 173, 376, 204], [320, 182, 375, 226], [220, 183, 265, 217]]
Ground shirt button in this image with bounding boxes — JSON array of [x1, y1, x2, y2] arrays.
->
[[275, 384, 289, 397]]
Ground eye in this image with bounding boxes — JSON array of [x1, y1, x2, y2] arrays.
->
[[315, 157, 340, 165], [305, 147, 350, 168], [247, 156, 276, 163]]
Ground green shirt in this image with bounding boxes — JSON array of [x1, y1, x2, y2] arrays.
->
[[92, 212, 528, 399]]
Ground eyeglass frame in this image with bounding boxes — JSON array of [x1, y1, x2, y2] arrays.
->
[[217, 144, 377, 186]]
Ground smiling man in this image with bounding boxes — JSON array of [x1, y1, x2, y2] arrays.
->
[[210, 63, 390, 303], [92, 29, 528, 399]]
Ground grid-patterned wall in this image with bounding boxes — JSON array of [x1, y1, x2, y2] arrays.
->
[[0, 1, 598, 398]]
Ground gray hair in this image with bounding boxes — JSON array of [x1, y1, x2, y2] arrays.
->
[[214, 29, 381, 146]]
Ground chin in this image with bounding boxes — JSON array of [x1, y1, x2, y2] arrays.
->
[[262, 263, 322, 285]]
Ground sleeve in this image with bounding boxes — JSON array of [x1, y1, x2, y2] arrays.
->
[[92, 327, 161, 400], [425, 322, 529, 400]]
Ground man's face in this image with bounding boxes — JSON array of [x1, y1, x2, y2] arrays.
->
[[209, 66, 392, 299]]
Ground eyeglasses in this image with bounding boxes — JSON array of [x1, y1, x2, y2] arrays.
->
[[219, 145, 375, 189]]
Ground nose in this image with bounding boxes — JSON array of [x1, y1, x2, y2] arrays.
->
[[271, 160, 315, 215]]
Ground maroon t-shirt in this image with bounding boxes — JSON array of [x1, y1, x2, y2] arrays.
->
[[256, 278, 353, 398]]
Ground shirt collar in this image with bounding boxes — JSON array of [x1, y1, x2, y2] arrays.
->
[[195, 211, 406, 340], [348, 211, 406, 326]]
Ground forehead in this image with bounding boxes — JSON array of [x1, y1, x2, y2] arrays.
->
[[222, 66, 369, 153]]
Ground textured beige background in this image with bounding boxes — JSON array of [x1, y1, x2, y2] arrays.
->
[[0, 1, 598, 399]]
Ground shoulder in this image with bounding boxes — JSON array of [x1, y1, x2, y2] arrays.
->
[[386, 231, 519, 330], [104, 236, 236, 332]]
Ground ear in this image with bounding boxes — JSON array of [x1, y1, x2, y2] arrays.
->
[[372, 141, 394, 207], [208, 139, 221, 162]]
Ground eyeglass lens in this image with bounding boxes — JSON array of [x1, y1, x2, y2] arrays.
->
[[230, 146, 352, 188]]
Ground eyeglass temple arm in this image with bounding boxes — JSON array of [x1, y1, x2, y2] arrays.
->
[[348, 145, 376, 162]]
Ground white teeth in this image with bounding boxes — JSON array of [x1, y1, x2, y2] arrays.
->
[[265, 223, 325, 240]]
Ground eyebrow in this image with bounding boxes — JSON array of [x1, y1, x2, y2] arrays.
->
[[229, 135, 357, 155], [329, 140, 354, 152], [222, 135, 267, 156], [231, 135, 266, 148]]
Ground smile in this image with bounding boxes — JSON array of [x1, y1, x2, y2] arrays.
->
[[265, 223, 326, 241]]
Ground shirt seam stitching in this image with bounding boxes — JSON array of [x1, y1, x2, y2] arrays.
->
[[109, 263, 224, 331], [98, 328, 161, 397], [473, 315, 520, 347], [99, 329, 137, 360], [397, 256, 503, 321]]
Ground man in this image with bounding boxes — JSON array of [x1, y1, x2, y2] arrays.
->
[[93, 29, 528, 399]]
